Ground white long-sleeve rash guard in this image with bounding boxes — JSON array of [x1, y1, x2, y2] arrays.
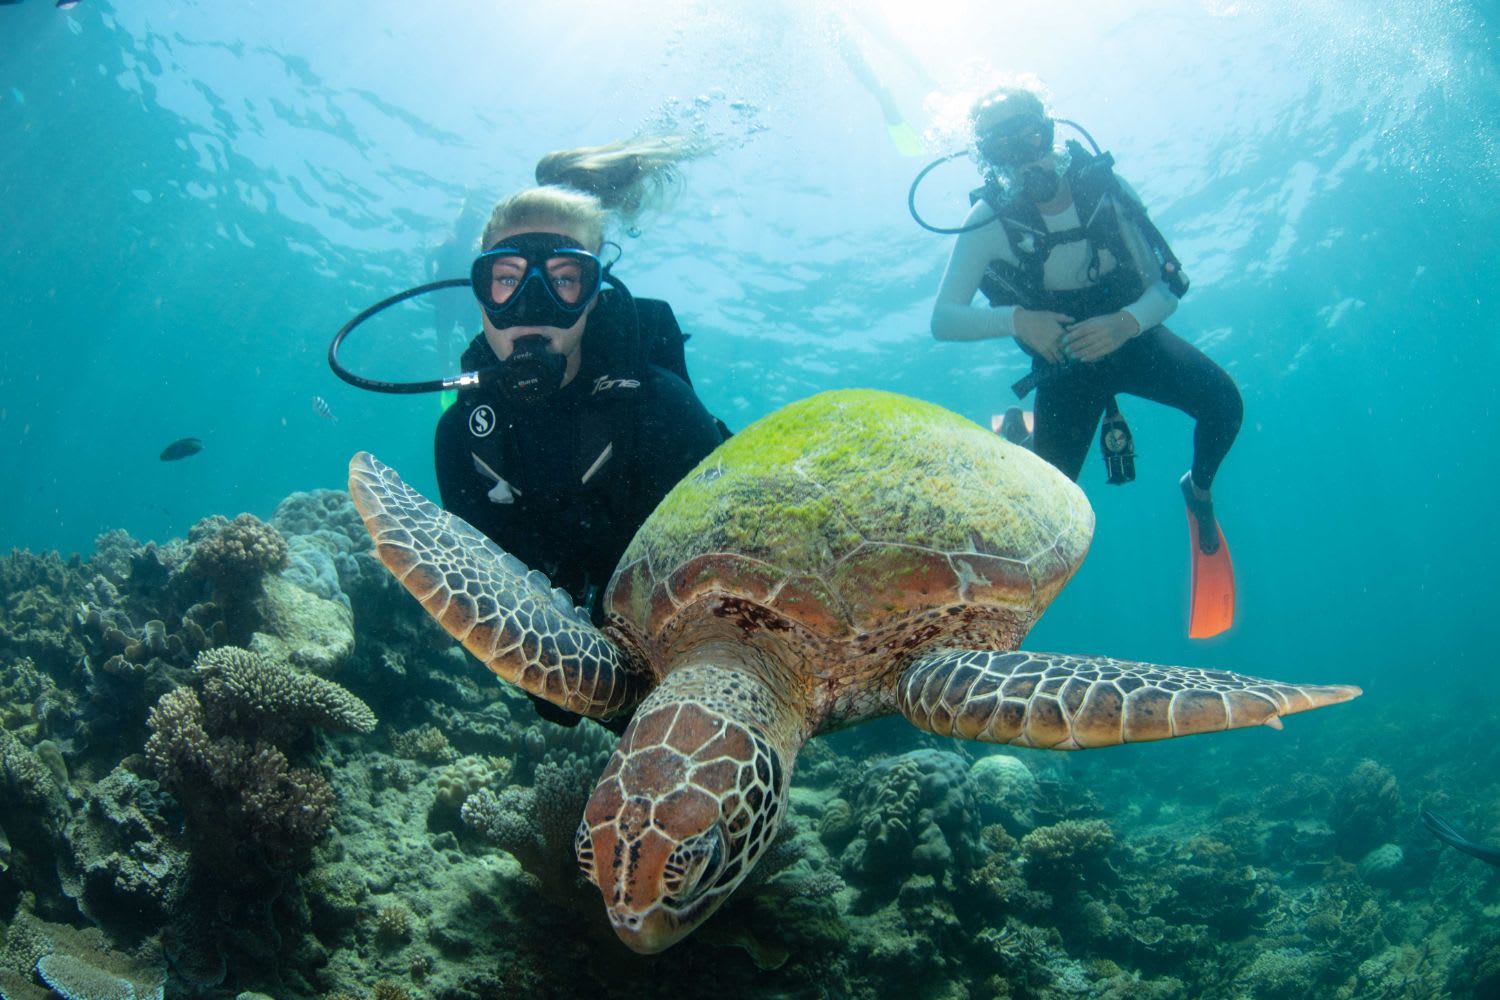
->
[[930, 175, 1178, 343]]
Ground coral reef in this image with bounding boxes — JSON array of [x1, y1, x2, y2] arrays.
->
[[144, 646, 372, 867], [183, 515, 289, 596], [1330, 759, 1401, 859], [839, 748, 981, 903], [0, 487, 1494, 1000]]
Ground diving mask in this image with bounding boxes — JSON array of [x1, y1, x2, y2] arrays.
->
[[977, 114, 1056, 170], [470, 232, 604, 330]]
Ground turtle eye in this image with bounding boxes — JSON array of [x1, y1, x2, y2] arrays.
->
[[575, 820, 596, 883], [675, 825, 726, 903]]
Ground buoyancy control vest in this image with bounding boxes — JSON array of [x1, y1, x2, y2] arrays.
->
[[971, 141, 1189, 322], [448, 289, 706, 608]]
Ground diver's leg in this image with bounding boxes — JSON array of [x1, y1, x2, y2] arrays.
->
[[1113, 327, 1243, 490], [1032, 369, 1108, 482]]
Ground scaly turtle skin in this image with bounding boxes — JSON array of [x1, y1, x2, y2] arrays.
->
[[348, 388, 1360, 954]]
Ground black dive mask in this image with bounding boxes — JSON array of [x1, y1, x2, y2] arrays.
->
[[500, 335, 568, 406], [470, 231, 604, 330]]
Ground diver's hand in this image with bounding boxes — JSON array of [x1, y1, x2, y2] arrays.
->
[[1013, 309, 1074, 365], [1062, 312, 1139, 363]]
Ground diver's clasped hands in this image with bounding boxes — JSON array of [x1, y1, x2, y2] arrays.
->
[[1016, 308, 1139, 365], [1013, 308, 1074, 364], [1061, 311, 1139, 363]]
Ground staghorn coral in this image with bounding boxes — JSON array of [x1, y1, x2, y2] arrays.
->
[[145, 684, 337, 864], [142, 645, 369, 888], [194, 645, 375, 740]]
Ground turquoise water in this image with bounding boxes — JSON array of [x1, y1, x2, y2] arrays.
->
[[7, 0, 1497, 680], [3, 1, 1499, 996]]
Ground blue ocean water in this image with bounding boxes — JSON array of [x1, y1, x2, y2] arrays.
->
[[5, 0, 1495, 686], [2, 0, 1498, 992]]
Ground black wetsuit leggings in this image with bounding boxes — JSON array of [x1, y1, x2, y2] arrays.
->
[[1032, 325, 1243, 488]]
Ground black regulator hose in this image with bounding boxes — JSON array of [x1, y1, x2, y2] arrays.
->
[[328, 277, 483, 394], [327, 272, 635, 396], [907, 151, 991, 235], [907, 118, 1104, 236]]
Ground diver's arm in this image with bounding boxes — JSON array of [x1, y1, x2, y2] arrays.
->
[[1113, 177, 1180, 332], [930, 203, 1020, 342], [636, 368, 725, 508], [1119, 281, 1178, 333]]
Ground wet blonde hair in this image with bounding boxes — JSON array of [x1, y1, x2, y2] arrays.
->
[[481, 133, 705, 251]]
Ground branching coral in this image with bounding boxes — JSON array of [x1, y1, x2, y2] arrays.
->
[[1020, 818, 1116, 888], [144, 646, 371, 869], [194, 645, 375, 740]]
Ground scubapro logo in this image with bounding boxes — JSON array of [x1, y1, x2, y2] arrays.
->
[[468, 404, 496, 438]]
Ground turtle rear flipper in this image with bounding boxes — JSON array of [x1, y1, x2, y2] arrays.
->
[[349, 452, 647, 719], [897, 649, 1360, 749]]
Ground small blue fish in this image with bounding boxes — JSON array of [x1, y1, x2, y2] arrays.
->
[[159, 437, 203, 461], [56, 0, 81, 9], [312, 395, 338, 423]]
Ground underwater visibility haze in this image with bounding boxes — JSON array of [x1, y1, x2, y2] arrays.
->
[[2, 1, 1498, 997]]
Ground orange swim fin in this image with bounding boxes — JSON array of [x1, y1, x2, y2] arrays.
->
[[1185, 504, 1235, 639], [991, 407, 1035, 448]]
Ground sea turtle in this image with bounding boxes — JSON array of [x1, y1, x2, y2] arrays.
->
[[347, 388, 1359, 954]]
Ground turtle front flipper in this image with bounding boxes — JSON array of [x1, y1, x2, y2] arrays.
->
[[897, 650, 1360, 749], [348, 452, 646, 719]]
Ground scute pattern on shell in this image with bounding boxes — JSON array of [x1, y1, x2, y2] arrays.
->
[[609, 390, 1092, 646]]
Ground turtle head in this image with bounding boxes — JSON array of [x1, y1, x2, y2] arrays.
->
[[576, 692, 789, 953]]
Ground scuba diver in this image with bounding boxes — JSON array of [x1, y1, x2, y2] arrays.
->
[[330, 135, 728, 727], [1422, 809, 1500, 866], [921, 85, 1243, 638]]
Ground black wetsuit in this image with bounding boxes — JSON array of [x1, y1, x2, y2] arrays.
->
[[1034, 327, 1242, 487], [435, 292, 726, 625], [977, 157, 1243, 487]]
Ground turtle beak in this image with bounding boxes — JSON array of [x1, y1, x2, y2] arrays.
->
[[606, 904, 691, 954]]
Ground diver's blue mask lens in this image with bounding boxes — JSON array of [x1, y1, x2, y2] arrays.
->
[[977, 114, 1056, 169], [470, 232, 604, 330]]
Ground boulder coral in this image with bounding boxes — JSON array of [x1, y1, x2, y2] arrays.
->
[[841, 748, 981, 899]]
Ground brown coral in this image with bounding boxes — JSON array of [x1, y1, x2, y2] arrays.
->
[[185, 513, 289, 590], [143, 646, 365, 867]]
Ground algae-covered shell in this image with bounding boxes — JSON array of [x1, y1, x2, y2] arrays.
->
[[607, 389, 1093, 652]]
